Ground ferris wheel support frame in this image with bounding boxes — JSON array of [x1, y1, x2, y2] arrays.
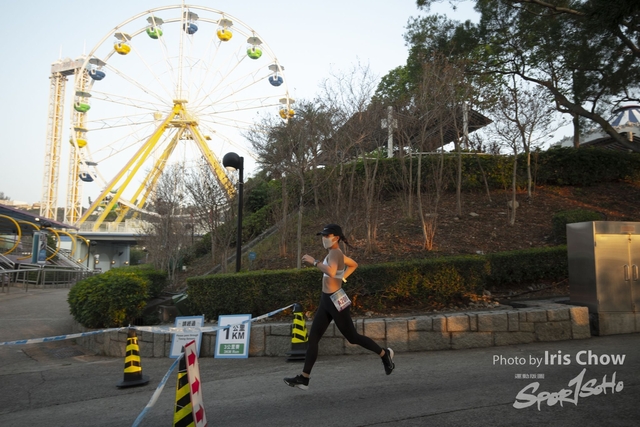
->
[[114, 130, 184, 223], [187, 123, 237, 197], [77, 103, 182, 230], [77, 101, 237, 231]]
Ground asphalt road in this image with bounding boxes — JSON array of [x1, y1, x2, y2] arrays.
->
[[1, 288, 638, 427]]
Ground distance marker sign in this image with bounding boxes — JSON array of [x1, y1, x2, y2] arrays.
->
[[214, 314, 251, 358], [170, 315, 204, 358]]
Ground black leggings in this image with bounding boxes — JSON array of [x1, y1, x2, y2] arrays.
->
[[303, 291, 383, 375]]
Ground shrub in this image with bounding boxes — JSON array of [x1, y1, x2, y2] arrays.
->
[[551, 209, 603, 243], [68, 269, 150, 328], [484, 246, 568, 289], [535, 147, 640, 186], [122, 265, 168, 298]]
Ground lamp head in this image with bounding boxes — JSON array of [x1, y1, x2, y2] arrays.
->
[[222, 152, 243, 171]]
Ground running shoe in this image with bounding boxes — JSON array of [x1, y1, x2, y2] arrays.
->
[[382, 348, 395, 375], [284, 374, 309, 390]]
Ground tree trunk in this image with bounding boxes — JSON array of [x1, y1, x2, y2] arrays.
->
[[361, 152, 380, 254], [456, 138, 463, 217], [510, 153, 518, 226], [312, 165, 319, 211], [416, 153, 427, 249], [408, 154, 414, 219], [336, 162, 343, 214], [572, 113, 580, 148], [280, 177, 288, 257], [296, 178, 304, 269], [526, 148, 533, 200], [475, 153, 492, 203]]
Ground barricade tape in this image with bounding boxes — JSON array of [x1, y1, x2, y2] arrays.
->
[[130, 303, 294, 426], [0, 303, 295, 346], [131, 353, 183, 427], [0, 327, 127, 346], [131, 303, 295, 334]]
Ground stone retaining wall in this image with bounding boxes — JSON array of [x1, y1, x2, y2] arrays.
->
[[74, 301, 592, 358]]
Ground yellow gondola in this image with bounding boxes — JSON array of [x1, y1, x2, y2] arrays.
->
[[114, 32, 132, 55], [114, 43, 131, 55], [217, 18, 233, 41], [279, 108, 295, 119]]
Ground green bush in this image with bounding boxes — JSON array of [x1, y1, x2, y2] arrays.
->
[[121, 265, 168, 298], [536, 147, 640, 186], [551, 209, 604, 243], [68, 269, 150, 328], [484, 246, 568, 289], [186, 247, 567, 320]]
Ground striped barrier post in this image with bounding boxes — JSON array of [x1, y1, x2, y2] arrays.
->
[[173, 348, 195, 427], [117, 328, 150, 388], [286, 303, 308, 362]]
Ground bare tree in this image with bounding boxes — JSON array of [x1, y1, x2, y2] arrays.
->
[[140, 164, 192, 284], [248, 101, 331, 267], [183, 161, 233, 269], [488, 76, 557, 225], [318, 62, 384, 252], [246, 114, 291, 257], [410, 54, 465, 249]]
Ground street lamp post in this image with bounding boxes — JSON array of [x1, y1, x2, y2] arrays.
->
[[222, 152, 244, 273]]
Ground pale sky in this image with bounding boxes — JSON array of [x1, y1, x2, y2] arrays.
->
[[0, 0, 480, 205]]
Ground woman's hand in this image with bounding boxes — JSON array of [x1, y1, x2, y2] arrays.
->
[[301, 254, 315, 266]]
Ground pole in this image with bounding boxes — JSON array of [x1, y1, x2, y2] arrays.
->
[[381, 106, 396, 158], [235, 157, 244, 273], [387, 106, 393, 158]]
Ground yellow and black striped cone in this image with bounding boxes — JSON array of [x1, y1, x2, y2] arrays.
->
[[173, 350, 195, 427], [116, 328, 150, 388], [286, 303, 308, 362]]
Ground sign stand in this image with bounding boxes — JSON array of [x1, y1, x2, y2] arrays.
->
[[214, 314, 251, 358]]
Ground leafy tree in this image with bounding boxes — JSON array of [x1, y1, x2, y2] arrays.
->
[[407, 0, 640, 151]]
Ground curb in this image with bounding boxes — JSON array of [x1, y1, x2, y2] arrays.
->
[[73, 299, 593, 358]]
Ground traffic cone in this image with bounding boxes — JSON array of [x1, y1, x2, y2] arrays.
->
[[286, 303, 308, 362], [173, 350, 195, 427], [116, 328, 150, 388]]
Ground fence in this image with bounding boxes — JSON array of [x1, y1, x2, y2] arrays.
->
[[0, 264, 96, 292]]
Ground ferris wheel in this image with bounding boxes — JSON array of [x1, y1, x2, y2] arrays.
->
[[67, 4, 294, 230]]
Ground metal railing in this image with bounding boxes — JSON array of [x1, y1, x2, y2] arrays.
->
[[0, 264, 96, 292], [77, 219, 149, 233], [52, 248, 90, 271], [0, 252, 14, 269]]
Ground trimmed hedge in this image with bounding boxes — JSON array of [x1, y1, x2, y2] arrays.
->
[[484, 246, 568, 289], [186, 246, 568, 320]]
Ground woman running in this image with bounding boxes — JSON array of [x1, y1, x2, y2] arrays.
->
[[284, 224, 395, 390]]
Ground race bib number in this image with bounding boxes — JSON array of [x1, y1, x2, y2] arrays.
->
[[330, 288, 352, 312]]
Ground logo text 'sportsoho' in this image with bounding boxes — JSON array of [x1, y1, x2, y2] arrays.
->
[[513, 368, 624, 410]]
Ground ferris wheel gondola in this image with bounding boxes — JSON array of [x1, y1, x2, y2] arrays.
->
[[66, 4, 294, 230]]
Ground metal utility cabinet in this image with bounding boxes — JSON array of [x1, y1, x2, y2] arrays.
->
[[568, 221, 640, 335]]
